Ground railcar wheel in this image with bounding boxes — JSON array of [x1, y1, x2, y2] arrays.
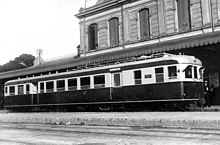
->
[[99, 105, 111, 111]]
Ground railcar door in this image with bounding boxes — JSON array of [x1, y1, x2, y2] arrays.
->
[[31, 83, 39, 105], [110, 71, 123, 101], [183, 65, 204, 99], [32, 94, 39, 104]]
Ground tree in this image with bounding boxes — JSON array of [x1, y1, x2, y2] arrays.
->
[[0, 54, 35, 73], [14, 54, 35, 67]]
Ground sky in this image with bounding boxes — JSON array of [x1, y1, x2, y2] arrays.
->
[[0, 0, 97, 65]]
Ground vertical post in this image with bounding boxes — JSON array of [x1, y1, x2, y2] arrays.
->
[[209, 0, 214, 32], [110, 73, 113, 101], [36, 49, 43, 65], [121, 3, 125, 49], [83, 0, 87, 57]]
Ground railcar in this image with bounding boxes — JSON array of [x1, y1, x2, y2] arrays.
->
[[4, 53, 204, 112]]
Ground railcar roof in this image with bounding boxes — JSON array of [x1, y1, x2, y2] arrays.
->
[[4, 53, 202, 86], [164, 54, 202, 65]]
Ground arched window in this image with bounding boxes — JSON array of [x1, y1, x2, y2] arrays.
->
[[177, 0, 191, 32], [88, 23, 98, 51], [109, 17, 119, 47], [139, 8, 150, 40]]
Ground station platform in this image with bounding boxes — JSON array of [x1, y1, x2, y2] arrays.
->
[[204, 105, 220, 112], [0, 107, 220, 130]]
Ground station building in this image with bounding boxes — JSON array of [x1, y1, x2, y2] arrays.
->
[[0, 0, 220, 109], [75, 0, 220, 104]]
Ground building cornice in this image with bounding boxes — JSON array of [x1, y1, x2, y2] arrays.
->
[[75, 0, 129, 19]]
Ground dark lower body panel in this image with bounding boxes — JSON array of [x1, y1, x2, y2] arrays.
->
[[4, 82, 204, 111]]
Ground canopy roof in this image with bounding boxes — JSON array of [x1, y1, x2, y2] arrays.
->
[[96, 0, 113, 5], [0, 31, 220, 80]]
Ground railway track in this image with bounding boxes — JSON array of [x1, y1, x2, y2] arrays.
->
[[0, 123, 220, 144]]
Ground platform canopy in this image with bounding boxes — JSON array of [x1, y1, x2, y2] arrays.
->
[[0, 31, 220, 80]]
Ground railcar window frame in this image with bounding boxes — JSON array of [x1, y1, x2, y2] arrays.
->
[[80, 77, 91, 90], [134, 70, 142, 85], [113, 73, 121, 87], [4, 86, 8, 96], [155, 67, 164, 83], [57, 79, 65, 92], [94, 75, 105, 88], [18, 85, 24, 95], [199, 67, 204, 80], [168, 66, 177, 79], [26, 84, 30, 95], [9, 86, 15, 96], [39, 82, 44, 93], [46, 81, 54, 93], [194, 66, 198, 79], [68, 78, 77, 91], [184, 65, 193, 78]]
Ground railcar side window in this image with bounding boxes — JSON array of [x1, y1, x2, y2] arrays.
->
[[4, 87, 8, 95], [155, 67, 164, 83], [40, 82, 44, 93], [9, 86, 15, 96], [18, 85, 24, 95], [26, 84, 30, 94], [80, 77, 90, 89], [134, 70, 142, 84], [57, 80, 65, 92], [113, 73, 121, 87], [199, 67, 204, 80], [46, 81, 54, 93], [94, 75, 105, 88], [68, 78, 77, 91], [194, 66, 198, 79], [168, 66, 177, 79], [184, 65, 192, 78]]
